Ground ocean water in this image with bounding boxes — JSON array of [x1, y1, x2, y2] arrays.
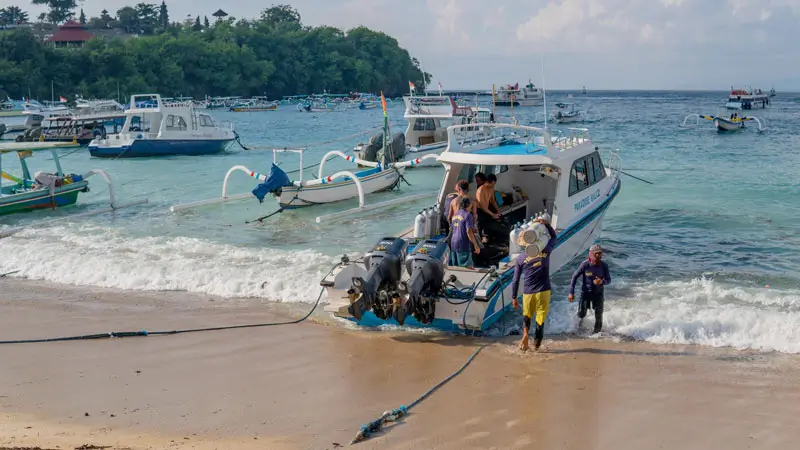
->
[[1, 91, 799, 353]]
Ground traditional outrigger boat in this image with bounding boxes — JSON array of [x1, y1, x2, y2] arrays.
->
[[230, 97, 279, 112], [681, 111, 766, 132], [320, 122, 622, 332], [171, 94, 438, 216], [0, 142, 146, 229]]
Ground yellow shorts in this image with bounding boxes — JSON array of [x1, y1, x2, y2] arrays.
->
[[522, 291, 551, 326]]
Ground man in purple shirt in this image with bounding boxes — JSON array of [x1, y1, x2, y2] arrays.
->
[[511, 215, 557, 352], [568, 244, 611, 333], [449, 197, 480, 267]]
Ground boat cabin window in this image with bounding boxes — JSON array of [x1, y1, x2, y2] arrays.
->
[[569, 151, 606, 196], [199, 114, 215, 127], [129, 116, 151, 132], [165, 115, 187, 131], [413, 118, 436, 131]]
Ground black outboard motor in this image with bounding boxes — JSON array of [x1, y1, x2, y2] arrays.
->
[[395, 239, 447, 325], [348, 237, 407, 321]]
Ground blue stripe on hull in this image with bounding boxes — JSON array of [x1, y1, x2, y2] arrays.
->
[[89, 139, 232, 158]]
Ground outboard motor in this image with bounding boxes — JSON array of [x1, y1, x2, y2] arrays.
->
[[394, 239, 447, 325], [348, 237, 407, 321]]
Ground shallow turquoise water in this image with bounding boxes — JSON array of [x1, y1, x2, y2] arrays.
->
[[2, 91, 799, 352]]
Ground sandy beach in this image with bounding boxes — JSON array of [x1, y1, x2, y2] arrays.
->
[[1, 278, 799, 450]]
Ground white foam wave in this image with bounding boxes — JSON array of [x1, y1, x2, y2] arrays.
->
[[0, 224, 337, 303], [544, 277, 800, 353]]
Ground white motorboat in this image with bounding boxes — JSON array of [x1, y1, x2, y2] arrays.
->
[[355, 95, 491, 168], [494, 80, 544, 107], [320, 122, 622, 332], [725, 87, 770, 110], [88, 94, 236, 158]]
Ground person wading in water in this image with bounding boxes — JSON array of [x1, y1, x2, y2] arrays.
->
[[569, 244, 612, 333]]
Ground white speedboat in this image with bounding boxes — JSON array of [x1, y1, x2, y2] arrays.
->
[[494, 80, 544, 107], [320, 122, 622, 332], [88, 94, 236, 158]]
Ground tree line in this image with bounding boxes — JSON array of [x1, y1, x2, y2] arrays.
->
[[0, 3, 429, 100]]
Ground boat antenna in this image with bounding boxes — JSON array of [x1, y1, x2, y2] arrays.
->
[[542, 54, 548, 130]]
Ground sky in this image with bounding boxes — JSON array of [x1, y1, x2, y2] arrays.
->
[[12, 0, 800, 90]]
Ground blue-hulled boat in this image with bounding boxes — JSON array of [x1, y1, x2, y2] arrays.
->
[[88, 94, 236, 158]]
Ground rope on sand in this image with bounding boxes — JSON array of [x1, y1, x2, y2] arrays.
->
[[0, 261, 343, 345], [350, 344, 488, 445]]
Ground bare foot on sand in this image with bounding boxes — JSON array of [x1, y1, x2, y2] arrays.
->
[[519, 336, 530, 352]]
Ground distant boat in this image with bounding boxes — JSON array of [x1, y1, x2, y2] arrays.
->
[[88, 94, 236, 158], [581, 85, 587, 94], [770, 86, 776, 97]]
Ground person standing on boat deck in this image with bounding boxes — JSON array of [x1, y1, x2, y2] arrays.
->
[[511, 215, 557, 352], [569, 244, 611, 333], [449, 197, 480, 267], [476, 173, 505, 242], [474, 172, 487, 190]]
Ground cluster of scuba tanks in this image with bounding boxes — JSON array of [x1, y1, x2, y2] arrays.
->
[[508, 211, 552, 259], [412, 204, 442, 239]]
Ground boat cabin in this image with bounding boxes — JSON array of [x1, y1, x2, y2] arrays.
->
[[403, 95, 492, 148], [435, 124, 619, 268], [119, 94, 220, 138]]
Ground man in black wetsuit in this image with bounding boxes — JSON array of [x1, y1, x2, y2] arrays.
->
[[569, 244, 612, 333]]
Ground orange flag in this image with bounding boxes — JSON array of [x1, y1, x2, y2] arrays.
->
[[380, 91, 387, 116]]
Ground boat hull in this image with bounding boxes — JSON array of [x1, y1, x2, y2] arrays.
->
[[88, 139, 233, 158], [0, 181, 88, 216], [278, 168, 400, 208], [714, 118, 743, 132]]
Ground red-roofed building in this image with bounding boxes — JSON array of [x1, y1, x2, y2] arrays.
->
[[47, 21, 93, 48]]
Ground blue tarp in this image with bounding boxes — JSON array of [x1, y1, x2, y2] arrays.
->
[[252, 163, 292, 203]]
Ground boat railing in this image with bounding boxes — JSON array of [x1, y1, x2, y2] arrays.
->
[[446, 122, 549, 152], [606, 149, 622, 183], [551, 128, 591, 151]]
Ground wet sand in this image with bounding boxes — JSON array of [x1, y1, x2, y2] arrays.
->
[[1, 278, 799, 450]]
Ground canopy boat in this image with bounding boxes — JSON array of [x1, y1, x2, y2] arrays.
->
[[355, 95, 491, 167], [551, 103, 583, 123], [493, 80, 544, 107], [320, 123, 622, 332], [681, 112, 766, 133], [0, 141, 146, 220], [230, 97, 279, 112], [297, 98, 342, 112], [0, 99, 41, 118], [88, 94, 236, 158]]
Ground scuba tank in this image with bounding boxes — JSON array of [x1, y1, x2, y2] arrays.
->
[[509, 223, 521, 257], [413, 210, 427, 238], [431, 204, 441, 236], [424, 207, 435, 237]]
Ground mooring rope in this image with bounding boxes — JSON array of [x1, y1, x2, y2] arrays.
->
[[350, 344, 489, 444]]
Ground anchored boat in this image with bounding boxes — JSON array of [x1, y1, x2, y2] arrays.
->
[[88, 94, 236, 158], [493, 80, 544, 107], [681, 111, 766, 133], [320, 123, 621, 332], [356, 95, 491, 167], [230, 97, 279, 112], [171, 95, 437, 216], [0, 142, 146, 223]]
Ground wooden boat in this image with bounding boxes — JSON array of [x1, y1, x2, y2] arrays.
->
[[0, 142, 88, 215], [230, 97, 279, 112]]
